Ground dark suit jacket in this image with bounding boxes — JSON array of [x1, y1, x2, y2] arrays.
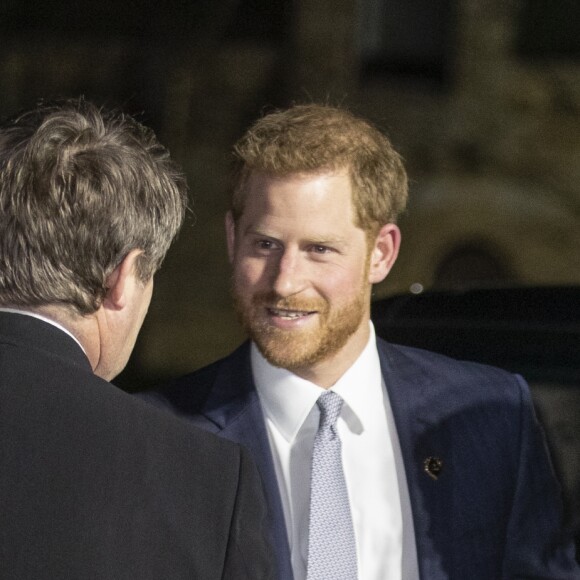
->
[[145, 339, 579, 579], [0, 313, 274, 580]]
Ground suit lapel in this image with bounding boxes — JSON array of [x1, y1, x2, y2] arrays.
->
[[378, 339, 452, 579], [200, 343, 294, 580]]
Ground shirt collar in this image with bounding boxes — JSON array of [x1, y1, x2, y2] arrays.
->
[[252, 322, 383, 442], [0, 307, 86, 354]]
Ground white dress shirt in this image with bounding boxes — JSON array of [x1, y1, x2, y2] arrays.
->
[[252, 323, 419, 580]]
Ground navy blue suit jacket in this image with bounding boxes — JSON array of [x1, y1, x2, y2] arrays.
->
[[145, 339, 579, 579]]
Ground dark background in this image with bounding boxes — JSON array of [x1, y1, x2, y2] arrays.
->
[[0, 0, 578, 383]]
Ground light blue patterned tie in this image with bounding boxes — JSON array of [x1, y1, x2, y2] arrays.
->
[[306, 391, 358, 579]]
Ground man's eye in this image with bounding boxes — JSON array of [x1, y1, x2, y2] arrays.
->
[[256, 240, 274, 250], [311, 245, 330, 254]]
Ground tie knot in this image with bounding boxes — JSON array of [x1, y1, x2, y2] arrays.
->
[[316, 391, 343, 431]]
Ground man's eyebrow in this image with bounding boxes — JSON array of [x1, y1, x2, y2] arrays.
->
[[307, 236, 346, 246], [243, 226, 278, 238]]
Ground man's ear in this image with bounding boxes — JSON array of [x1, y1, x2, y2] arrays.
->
[[368, 224, 401, 284], [225, 211, 236, 264], [103, 249, 144, 310]]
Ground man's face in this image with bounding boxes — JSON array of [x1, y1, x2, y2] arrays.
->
[[227, 170, 378, 379]]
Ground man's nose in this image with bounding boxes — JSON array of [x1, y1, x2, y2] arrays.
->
[[271, 250, 308, 298]]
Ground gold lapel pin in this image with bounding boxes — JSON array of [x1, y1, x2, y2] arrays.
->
[[423, 456, 443, 480]]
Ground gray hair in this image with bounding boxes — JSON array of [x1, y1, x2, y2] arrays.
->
[[0, 98, 188, 314]]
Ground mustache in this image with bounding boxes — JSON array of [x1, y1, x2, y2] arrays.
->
[[251, 291, 327, 312]]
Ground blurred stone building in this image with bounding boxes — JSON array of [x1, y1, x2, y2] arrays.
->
[[0, 0, 578, 384]]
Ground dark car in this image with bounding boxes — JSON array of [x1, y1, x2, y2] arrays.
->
[[371, 286, 580, 548]]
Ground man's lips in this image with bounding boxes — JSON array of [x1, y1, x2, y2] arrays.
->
[[266, 307, 317, 320]]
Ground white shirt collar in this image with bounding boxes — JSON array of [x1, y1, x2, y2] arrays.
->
[[0, 307, 87, 354], [252, 322, 383, 443]]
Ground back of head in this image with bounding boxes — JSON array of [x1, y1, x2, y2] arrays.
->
[[231, 103, 408, 236], [0, 99, 188, 314]]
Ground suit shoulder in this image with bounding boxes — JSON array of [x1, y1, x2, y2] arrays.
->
[[140, 358, 224, 415], [139, 342, 252, 416], [377, 338, 528, 401], [379, 337, 519, 376]]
